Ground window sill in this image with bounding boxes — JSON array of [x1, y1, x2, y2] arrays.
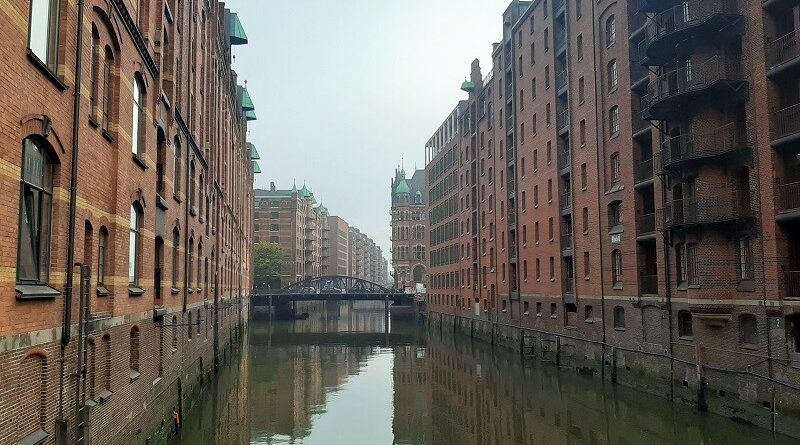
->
[[550, 315, 558, 319], [98, 389, 113, 403], [102, 129, 115, 143], [16, 284, 61, 300], [96, 285, 110, 297], [188, 289, 194, 294], [613, 283, 623, 291], [171, 287, 180, 295], [132, 153, 148, 170], [17, 428, 48, 445], [88, 116, 100, 128], [679, 336, 694, 341], [152, 377, 163, 386], [585, 319, 594, 324], [174, 193, 183, 204], [157, 195, 169, 210], [27, 50, 67, 91], [129, 370, 141, 383], [128, 286, 145, 296], [190, 207, 198, 217], [615, 327, 626, 331], [740, 343, 759, 351]]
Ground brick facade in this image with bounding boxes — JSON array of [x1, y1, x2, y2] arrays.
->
[[0, 0, 254, 444], [424, 0, 800, 434], [390, 168, 428, 291]]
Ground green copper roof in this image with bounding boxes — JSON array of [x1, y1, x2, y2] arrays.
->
[[317, 203, 328, 214], [241, 86, 255, 111], [248, 143, 260, 160], [230, 13, 248, 45], [252, 161, 261, 174], [291, 182, 298, 194], [245, 110, 257, 121], [301, 185, 310, 198], [395, 178, 410, 194], [461, 80, 475, 92]]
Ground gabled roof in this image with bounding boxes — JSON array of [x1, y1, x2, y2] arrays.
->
[[229, 13, 248, 45]]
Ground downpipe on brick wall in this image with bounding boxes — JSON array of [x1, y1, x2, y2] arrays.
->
[[59, 0, 87, 442]]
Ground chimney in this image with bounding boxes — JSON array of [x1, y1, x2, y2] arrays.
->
[[270, 181, 276, 191]]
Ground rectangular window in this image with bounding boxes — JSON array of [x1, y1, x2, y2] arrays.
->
[[576, 0, 582, 18], [535, 221, 540, 243], [581, 163, 587, 189], [536, 258, 541, 280], [585, 305, 593, 321], [532, 114, 537, 136], [548, 217, 554, 240], [583, 251, 590, 279], [547, 141, 552, 164], [534, 186, 539, 207], [578, 77, 585, 103], [544, 28, 549, 52], [583, 207, 589, 233], [550, 257, 555, 280], [577, 34, 584, 61], [530, 42, 535, 65], [18, 139, 54, 284], [546, 103, 551, 126], [536, 302, 542, 316], [547, 179, 553, 202], [687, 243, 699, 286], [545, 65, 550, 89], [520, 123, 525, 144], [580, 120, 587, 146], [29, 0, 62, 72], [532, 78, 536, 100], [533, 149, 538, 171], [738, 237, 754, 281]]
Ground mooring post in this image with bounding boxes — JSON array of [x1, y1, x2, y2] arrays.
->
[[384, 295, 390, 331]]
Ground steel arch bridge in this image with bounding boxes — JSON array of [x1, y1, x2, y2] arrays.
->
[[251, 276, 410, 305]]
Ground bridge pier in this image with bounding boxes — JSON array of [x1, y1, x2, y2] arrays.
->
[[384, 295, 390, 333]]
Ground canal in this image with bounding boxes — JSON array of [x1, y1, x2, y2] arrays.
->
[[177, 302, 796, 444]]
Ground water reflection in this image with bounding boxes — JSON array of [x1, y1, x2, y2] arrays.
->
[[179, 302, 795, 444]]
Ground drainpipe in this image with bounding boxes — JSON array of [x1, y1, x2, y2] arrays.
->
[[59, 0, 87, 434]]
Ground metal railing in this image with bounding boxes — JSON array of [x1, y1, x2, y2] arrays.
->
[[509, 242, 517, 258], [629, 1, 648, 33], [554, 30, 567, 53], [646, 0, 740, 47], [635, 158, 653, 184], [557, 148, 571, 170], [661, 191, 750, 229], [786, 271, 800, 300], [506, 112, 514, 130], [776, 181, 800, 213], [560, 233, 573, 252], [660, 122, 748, 167], [560, 191, 572, 211], [637, 212, 656, 235], [772, 103, 800, 141], [556, 108, 570, 132], [555, 68, 567, 90], [507, 177, 516, 195], [767, 28, 800, 69], [639, 274, 659, 295], [553, 0, 566, 13], [563, 276, 575, 294], [508, 208, 517, 226], [645, 56, 743, 109]]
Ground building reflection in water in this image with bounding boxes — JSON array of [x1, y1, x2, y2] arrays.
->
[[178, 302, 795, 445]]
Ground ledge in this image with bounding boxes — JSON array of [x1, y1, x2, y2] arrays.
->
[[128, 286, 145, 296], [171, 287, 180, 295], [27, 50, 67, 91], [16, 284, 61, 300], [129, 369, 140, 383], [96, 285, 110, 297], [102, 129, 115, 143], [17, 428, 48, 445], [132, 153, 148, 170], [98, 389, 113, 403]]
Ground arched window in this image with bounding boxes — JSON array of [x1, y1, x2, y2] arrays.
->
[[102, 46, 115, 132], [188, 236, 194, 289], [129, 326, 140, 374], [607, 59, 618, 91], [97, 227, 108, 286], [129, 204, 142, 285], [605, 15, 616, 46], [173, 137, 182, 195], [608, 201, 622, 227], [610, 152, 621, 181], [678, 310, 693, 338], [613, 306, 625, 328], [18, 138, 55, 284], [189, 160, 196, 210], [737, 236, 754, 281], [89, 25, 100, 118], [172, 227, 180, 288], [29, 0, 62, 72], [739, 314, 758, 346], [611, 249, 622, 285], [131, 74, 145, 156], [197, 240, 203, 289]]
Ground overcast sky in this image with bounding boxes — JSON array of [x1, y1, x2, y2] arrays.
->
[[227, 0, 511, 265]]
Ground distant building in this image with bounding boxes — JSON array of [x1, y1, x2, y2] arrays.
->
[[391, 168, 428, 291], [324, 215, 350, 277], [348, 227, 384, 284]]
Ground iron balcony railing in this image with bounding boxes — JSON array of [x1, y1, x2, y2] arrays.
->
[[629, 46, 650, 84], [505, 79, 513, 98], [635, 158, 654, 184], [553, 0, 566, 13], [772, 103, 800, 141], [507, 178, 516, 195], [645, 56, 743, 112], [639, 274, 659, 295], [555, 30, 567, 53], [660, 191, 750, 229], [786, 271, 800, 300], [629, 0, 648, 33], [556, 108, 570, 132], [557, 148, 571, 170], [555, 68, 567, 90], [637, 212, 656, 235], [560, 191, 572, 211], [560, 233, 573, 252], [508, 208, 517, 226], [509, 242, 517, 258], [506, 112, 514, 130], [776, 181, 800, 213], [645, 0, 740, 49], [767, 29, 800, 70], [660, 122, 748, 168], [563, 276, 575, 294]]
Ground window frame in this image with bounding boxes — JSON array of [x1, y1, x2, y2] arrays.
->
[[17, 138, 55, 286]]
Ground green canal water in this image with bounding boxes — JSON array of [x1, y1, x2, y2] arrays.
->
[[177, 302, 796, 444]]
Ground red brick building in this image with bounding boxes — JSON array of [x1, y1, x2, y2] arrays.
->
[[0, 0, 256, 443], [425, 0, 800, 431], [390, 167, 428, 291]]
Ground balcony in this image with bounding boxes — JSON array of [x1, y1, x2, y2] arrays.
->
[[644, 0, 743, 65], [776, 181, 800, 220], [561, 233, 573, 256], [509, 242, 517, 260], [644, 56, 746, 120], [563, 276, 575, 295], [556, 108, 570, 133], [786, 271, 800, 300], [639, 274, 659, 296], [560, 191, 572, 213], [660, 123, 749, 170], [634, 158, 654, 185], [658, 191, 751, 230], [553, 0, 566, 15], [555, 30, 567, 54], [508, 208, 517, 227], [771, 103, 800, 144], [557, 148, 571, 171], [555, 68, 567, 91], [507, 178, 516, 196], [506, 113, 514, 132], [629, 45, 650, 86], [629, 0, 648, 36], [640, 0, 680, 13], [636, 213, 657, 239], [766, 29, 800, 75], [506, 145, 515, 162]]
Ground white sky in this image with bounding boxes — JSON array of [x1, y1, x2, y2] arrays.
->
[[227, 0, 512, 265]]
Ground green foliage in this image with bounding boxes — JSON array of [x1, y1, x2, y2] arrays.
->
[[253, 242, 283, 288]]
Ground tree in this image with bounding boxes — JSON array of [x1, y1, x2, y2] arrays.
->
[[253, 242, 283, 288]]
